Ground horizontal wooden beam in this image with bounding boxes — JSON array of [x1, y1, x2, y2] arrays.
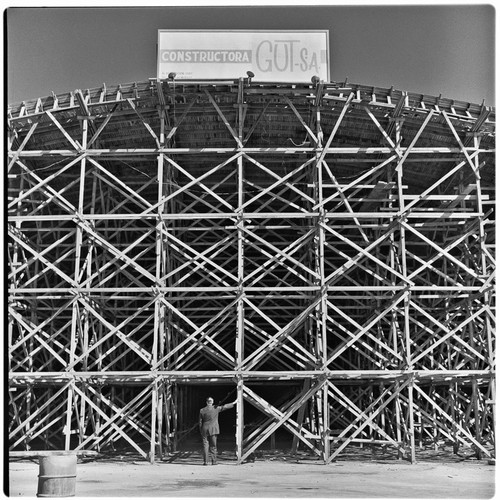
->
[[9, 147, 495, 157], [8, 285, 490, 294], [8, 211, 487, 223], [9, 370, 494, 383]]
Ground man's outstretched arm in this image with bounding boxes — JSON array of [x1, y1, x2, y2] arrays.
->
[[220, 399, 238, 411]]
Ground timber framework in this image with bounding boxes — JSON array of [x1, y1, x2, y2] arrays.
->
[[7, 77, 496, 463]]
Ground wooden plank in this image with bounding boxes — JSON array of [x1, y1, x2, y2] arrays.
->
[[241, 381, 324, 461], [327, 379, 411, 462], [9, 450, 99, 457], [321, 222, 412, 285], [126, 98, 160, 148], [327, 381, 407, 456], [413, 383, 492, 457], [313, 155, 397, 210], [242, 155, 316, 209], [11, 146, 493, 158], [283, 96, 318, 144], [45, 110, 82, 151], [8, 156, 83, 212], [155, 296, 238, 369], [142, 152, 241, 215], [402, 221, 484, 281], [7, 121, 39, 171], [204, 89, 242, 147], [71, 384, 150, 458], [9, 383, 71, 447]]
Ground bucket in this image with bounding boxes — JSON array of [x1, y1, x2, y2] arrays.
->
[[37, 453, 77, 497]]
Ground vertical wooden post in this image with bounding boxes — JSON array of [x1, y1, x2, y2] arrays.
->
[[313, 88, 330, 463], [318, 168, 330, 462], [394, 380, 404, 458], [235, 78, 246, 464], [395, 115, 416, 463], [158, 84, 174, 457], [8, 124, 21, 376], [391, 117, 405, 460], [450, 382, 459, 454], [150, 152, 165, 463], [149, 379, 158, 462], [471, 132, 490, 459], [65, 115, 89, 450]]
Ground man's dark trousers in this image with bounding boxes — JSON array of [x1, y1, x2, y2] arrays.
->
[[202, 434, 217, 464]]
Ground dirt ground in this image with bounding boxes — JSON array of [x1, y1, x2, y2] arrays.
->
[[7, 448, 496, 499]]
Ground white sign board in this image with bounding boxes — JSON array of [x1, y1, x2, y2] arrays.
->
[[157, 30, 330, 82]]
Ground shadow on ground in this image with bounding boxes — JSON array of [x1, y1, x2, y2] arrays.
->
[[25, 441, 488, 467]]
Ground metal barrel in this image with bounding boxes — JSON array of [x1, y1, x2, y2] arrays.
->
[[37, 454, 77, 497]]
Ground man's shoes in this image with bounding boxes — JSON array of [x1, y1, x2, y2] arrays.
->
[[211, 460, 217, 465], [203, 462, 208, 466]]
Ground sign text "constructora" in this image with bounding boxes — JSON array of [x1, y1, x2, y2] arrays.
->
[[160, 50, 252, 63]]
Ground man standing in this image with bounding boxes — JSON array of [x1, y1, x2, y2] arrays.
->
[[199, 396, 237, 465]]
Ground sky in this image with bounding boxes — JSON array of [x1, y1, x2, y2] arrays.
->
[[5, 2, 496, 106]]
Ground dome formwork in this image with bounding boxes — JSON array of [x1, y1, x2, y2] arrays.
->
[[7, 77, 495, 463]]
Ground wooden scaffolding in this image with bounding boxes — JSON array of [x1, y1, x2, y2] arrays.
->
[[7, 78, 495, 463]]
